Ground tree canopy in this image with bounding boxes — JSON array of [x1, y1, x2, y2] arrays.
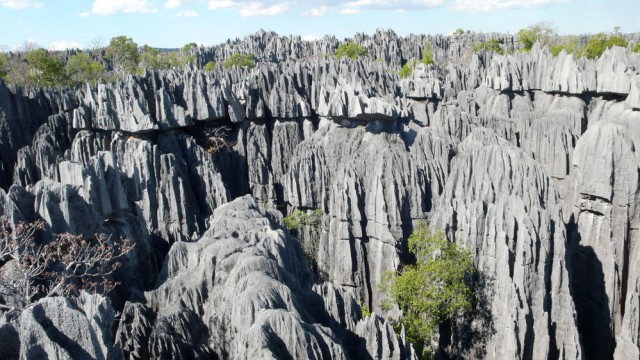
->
[[584, 33, 628, 59], [25, 48, 68, 87], [66, 52, 104, 85], [517, 22, 555, 51], [335, 42, 369, 60], [380, 223, 475, 359], [105, 36, 140, 75], [472, 39, 504, 54], [222, 53, 256, 69]]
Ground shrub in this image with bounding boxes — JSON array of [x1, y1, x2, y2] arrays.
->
[[453, 28, 465, 36], [421, 42, 434, 65], [634, 42, 640, 54], [584, 33, 629, 59], [472, 39, 504, 54], [283, 209, 323, 271], [0, 54, 7, 80], [517, 22, 555, 51], [398, 61, 414, 79], [379, 223, 474, 359], [0, 219, 132, 310], [66, 52, 105, 85], [222, 53, 255, 69], [25, 48, 69, 87], [105, 36, 139, 75], [335, 42, 369, 60], [204, 61, 216, 72]]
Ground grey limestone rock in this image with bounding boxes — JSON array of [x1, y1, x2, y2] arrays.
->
[[18, 293, 121, 360], [567, 121, 638, 359], [431, 132, 582, 359]]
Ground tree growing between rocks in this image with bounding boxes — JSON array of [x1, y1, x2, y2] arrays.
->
[[222, 53, 256, 69], [25, 48, 69, 87], [105, 35, 140, 76], [584, 33, 628, 59], [66, 52, 105, 85], [283, 209, 323, 274], [517, 22, 555, 51], [380, 223, 475, 359], [0, 219, 132, 310], [335, 42, 369, 60]]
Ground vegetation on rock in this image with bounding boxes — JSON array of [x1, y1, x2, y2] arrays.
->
[[472, 39, 504, 54], [0, 219, 132, 310], [380, 223, 475, 359], [517, 22, 555, 51], [584, 33, 628, 59], [336, 42, 369, 60], [223, 53, 256, 69]]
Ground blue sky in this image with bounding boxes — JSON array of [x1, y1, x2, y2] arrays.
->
[[0, 0, 638, 50]]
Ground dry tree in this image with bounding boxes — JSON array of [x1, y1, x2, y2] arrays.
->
[[0, 219, 132, 310], [202, 126, 235, 154]]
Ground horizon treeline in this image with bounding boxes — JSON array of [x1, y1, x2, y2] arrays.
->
[[0, 23, 638, 90]]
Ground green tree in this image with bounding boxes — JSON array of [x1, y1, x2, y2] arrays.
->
[[517, 22, 555, 51], [25, 48, 68, 87], [380, 223, 474, 359], [204, 61, 216, 72], [421, 42, 434, 65], [0, 54, 7, 80], [283, 209, 323, 271], [453, 28, 465, 36], [472, 39, 504, 54], [398, 61, 414, 79], [584, 33, 629, 59], [633, 42, 640, 54], [548, 36, 581, 57], [105, 36, 139, 76], [222, 53, 256, 69], [66, 52, 105, 85], [335, 42, 369, 60], [139, 45, 165, 70]]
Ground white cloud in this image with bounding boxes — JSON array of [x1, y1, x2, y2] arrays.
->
[[49, 41, 83, 51], [90, 0, 157, 15], [176, 9, 199, 16], [301, 6, 329, 16], [453, 0, 569, 12], [303, 34, 319, 41], [208, 1, 288, 16], [340, 7, 359, 14], [0, 0, 43, 10], [79, 11, 90, 17], [165, 0, 203, 9]]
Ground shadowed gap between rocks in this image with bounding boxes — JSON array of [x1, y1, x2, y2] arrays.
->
[[566, 216, 614, 360]]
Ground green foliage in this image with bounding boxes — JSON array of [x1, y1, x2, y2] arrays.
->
[[472, 39, 504, 54], [360, 302, 371, 318], [335, 42, 369, 60], [25, 49, 68, 87], [421, 42, 433, 65], [283, 209, 322, 232], [105, 36, 139, 75], [584, 33, 629, 59], [517, 22, 555, 51], [139, 45, 164, 70], [66, 52, 105, 85], [633, 42, 640, 54], [222, 53, 256, 69], [182, 42, 198, 52], [283, 209, 323, 271], [379, 223, 474, 359], [453, 28, 465, 36], [204, 61, 216, 72], [0, 54, 7, 80], [398, 61, 414, 79]]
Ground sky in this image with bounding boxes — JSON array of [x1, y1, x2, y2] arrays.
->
[[0, 0, 638, 50]]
